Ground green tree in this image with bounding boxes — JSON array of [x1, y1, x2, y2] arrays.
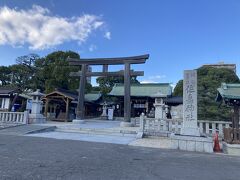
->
[[34, 51, 92, 93], [16, 54, 39, 67], [9, 54, 40, 91], [173, 67, 240, 121], [0, 66, 12, 86], [197, 67, 239, 121], [173, 80, 183, 96]]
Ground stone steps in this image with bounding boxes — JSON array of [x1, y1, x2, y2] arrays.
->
[[55, 127, 137, 137]]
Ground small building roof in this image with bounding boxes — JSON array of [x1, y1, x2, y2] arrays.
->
[[216, 83, 240, 101], [108, 83, 172, 97], [0, 87, 19, 95], [85, 93, 102, 102], [44, 88, 101, 103], [44, 88, 77, 100]]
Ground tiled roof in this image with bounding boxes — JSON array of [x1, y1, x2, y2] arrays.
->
[[0, 88, 18, 95], [44, 88, 101, 102], [216, 83, 240, 101], [108, 83, 172, 97], [85, 93, 102, 102]]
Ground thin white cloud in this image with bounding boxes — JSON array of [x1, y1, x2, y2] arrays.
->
[[104, 31, 111, 40], [0, 5, 106, 50], [141, 74, 166, 84], [89, 44, 97, 52], [140, 80, 158, 84], [149, 75, 166, 79]]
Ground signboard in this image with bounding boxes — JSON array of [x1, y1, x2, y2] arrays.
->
[[108, 108, 114, 120], [26, 99, 32, 110]]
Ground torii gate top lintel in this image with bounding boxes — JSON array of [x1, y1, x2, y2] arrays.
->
[[67, 54, 149, 65]]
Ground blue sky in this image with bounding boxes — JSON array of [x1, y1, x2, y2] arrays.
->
[[0, 0, 240, 86]]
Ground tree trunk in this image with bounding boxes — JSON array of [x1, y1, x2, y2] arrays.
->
[[8, 93, 19, 112]]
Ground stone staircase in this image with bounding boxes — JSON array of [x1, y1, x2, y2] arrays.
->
[[55, 126, 138, 137]]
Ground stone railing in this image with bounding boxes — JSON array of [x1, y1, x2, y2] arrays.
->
[[139, 114, 233, 137], [197, 120, 231, 137], [0, 111, 29, 124]]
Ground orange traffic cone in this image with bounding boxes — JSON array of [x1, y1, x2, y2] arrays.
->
[[213, 132, 221, 152]]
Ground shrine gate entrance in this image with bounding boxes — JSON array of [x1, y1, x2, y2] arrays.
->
[[67, 54, 149, 126]]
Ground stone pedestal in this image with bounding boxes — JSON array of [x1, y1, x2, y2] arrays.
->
[[222, 142, 240, 156], [72, 119, 85, 124], [29, 114, 46, 124], [170, 134, 213, 153], [120, 121, 133, 127], [181, 127, 200, 137]]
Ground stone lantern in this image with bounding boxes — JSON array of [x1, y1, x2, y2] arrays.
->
[[100, 101, 108, 120], [28, 89, 46, 123], [152, 91, 166, 119]]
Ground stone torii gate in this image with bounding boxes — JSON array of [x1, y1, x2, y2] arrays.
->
[[67, 54, 149, 126]]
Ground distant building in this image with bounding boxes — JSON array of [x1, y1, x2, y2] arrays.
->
[[0, 88, 29, 111], [42, 88, 102, 121], [202, 62, 236, 74], [108, 83, 173, 117]]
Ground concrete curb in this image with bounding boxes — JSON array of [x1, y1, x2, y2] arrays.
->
[[26, 126, 57, 134]]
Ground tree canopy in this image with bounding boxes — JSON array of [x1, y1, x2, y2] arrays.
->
[[0, 51, 93, 94], [34, 51, 81, 93], [173, 67, 240, 121]]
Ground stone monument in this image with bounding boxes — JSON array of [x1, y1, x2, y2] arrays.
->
[[181, 70, 200, 136], [28, 89, 46, 124], [170, 70, 213, 153]]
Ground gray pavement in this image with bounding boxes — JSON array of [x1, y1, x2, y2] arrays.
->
[[0, 134, 239, 180], [26, 131, 136, 145], [0, 123, 22, 130], [0, 124, 56, 135]]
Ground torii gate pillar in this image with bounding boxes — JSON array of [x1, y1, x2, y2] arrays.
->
[[122, 63, 131, 126]]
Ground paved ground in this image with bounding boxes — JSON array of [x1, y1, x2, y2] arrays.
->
[[0, 124, 55, 136], [0, 123, 22, 130], [26, 131, 136, 145], [36, 120, 139, 132], [0, 134, 239, 180]]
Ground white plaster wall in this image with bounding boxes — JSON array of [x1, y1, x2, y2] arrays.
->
[[0, 98, 10, 110]]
